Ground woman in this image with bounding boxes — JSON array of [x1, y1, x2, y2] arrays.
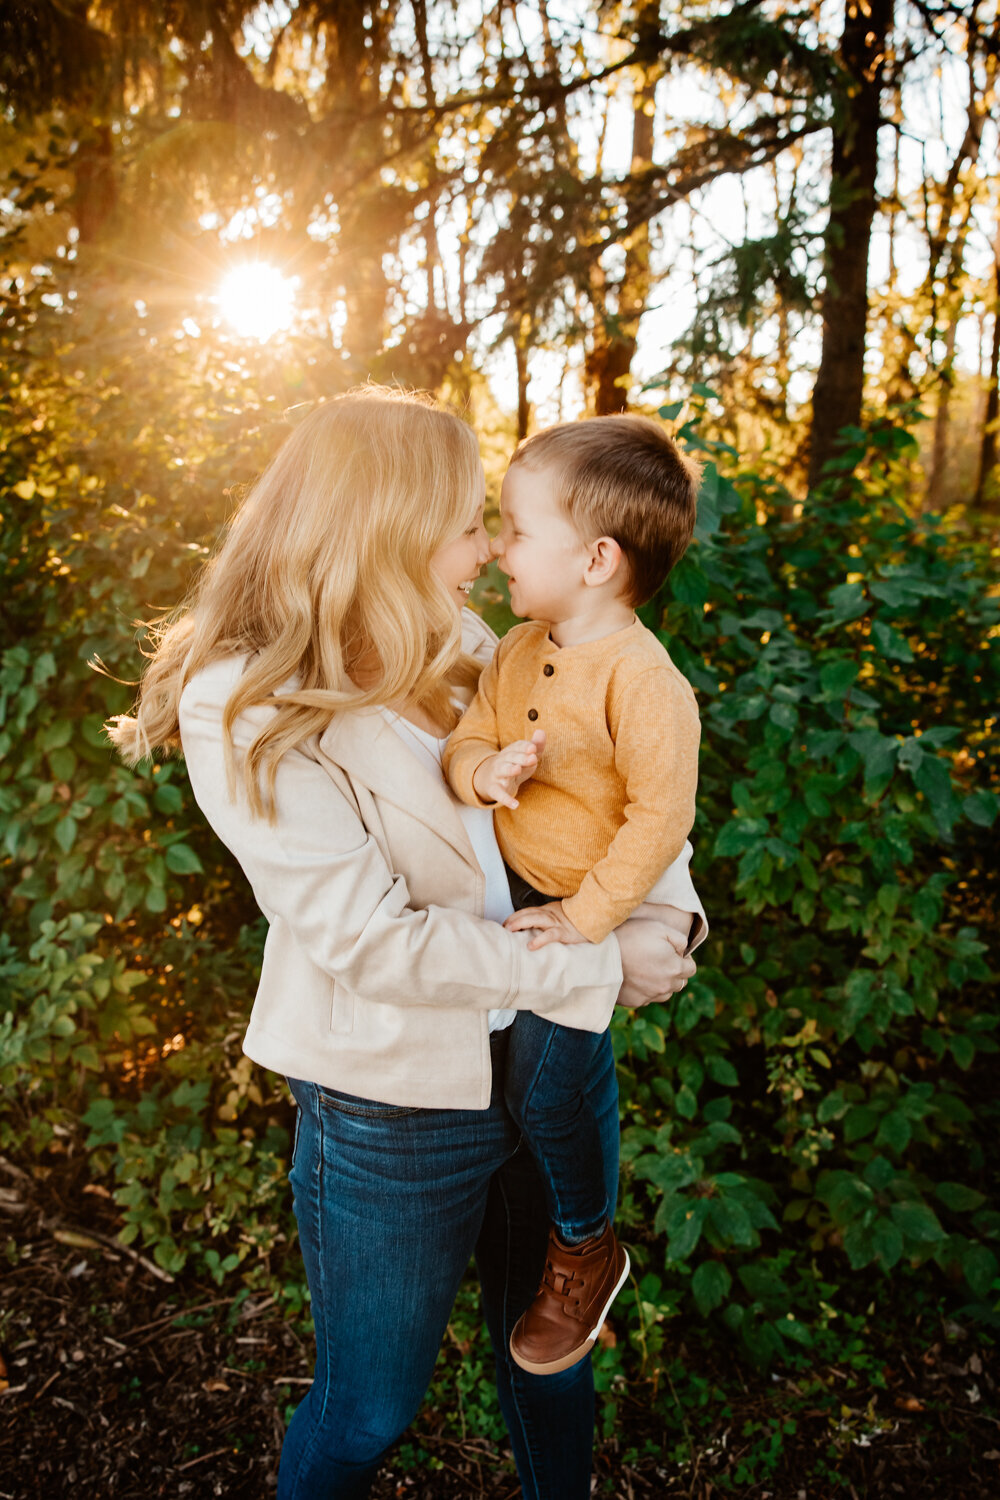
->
[[110, 387, 703, 1499]]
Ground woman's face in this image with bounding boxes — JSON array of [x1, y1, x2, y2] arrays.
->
[[430, 483, 492, 610]]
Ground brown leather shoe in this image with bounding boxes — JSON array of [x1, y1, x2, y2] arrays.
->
[[509, 1221, 630, 1375]]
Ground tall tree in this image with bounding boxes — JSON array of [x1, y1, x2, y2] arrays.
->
[[807, 0, 894, 488]]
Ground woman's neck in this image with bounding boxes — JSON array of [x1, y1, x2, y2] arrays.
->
[[350, 652, 451, 737], [391, 700, 451, 737]]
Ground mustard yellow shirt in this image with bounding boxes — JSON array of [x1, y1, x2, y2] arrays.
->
[[442, 618, 700, 943]]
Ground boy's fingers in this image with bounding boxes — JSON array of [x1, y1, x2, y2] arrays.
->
[[526, 928, 564, 950], [504, 909, 551, 931]]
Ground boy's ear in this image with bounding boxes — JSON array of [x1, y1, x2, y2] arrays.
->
[[582, 535, 625, 589]]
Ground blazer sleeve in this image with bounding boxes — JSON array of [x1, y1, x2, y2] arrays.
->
[[178, 669, 623, 1033], [639, 841, 708, 953]]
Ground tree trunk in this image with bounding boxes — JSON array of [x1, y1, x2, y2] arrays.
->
[[974, 219, 1000, 511], [807, 0, 893, 488], [514, 328, 530, 442], [585, 9, 657, 415], [924, 318, 957, 513]]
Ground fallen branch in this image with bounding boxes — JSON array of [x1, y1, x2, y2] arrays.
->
[[51, 1221, 175, 1284]]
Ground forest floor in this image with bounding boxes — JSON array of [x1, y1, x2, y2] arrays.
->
[[2, 1155, 998, 1500]]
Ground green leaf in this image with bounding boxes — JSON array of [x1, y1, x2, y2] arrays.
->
[[843, 1105, 879, 1143], [706, 1055, 739, 1088], [49, 746, 78, 781], [154, 783, 185, 815], [677, 1056, 704, 1093], [669, 557, 711, 606], [145, 884, 168, 913], [962, 1245, 999, 1299], [32, 652, 57, 685], [666, 1199, 709, 1262], [869, 1216, 904, 1270], [935, 1182, 986, 1213], [819, 659, 857, 698], [890, 1201, 944, 1246], [54, 816, 78, 854], [675, 1084, 698, 1120], [849, 728, 898, 786], [707, 1196, 756, 1248], [876, 884, 901, 917], [870, 619, 913, 661], [963, 790, 998, 828], [874, 1111, 911, 1155], [913, 755, 959, 834], [824, 581, 868, 625], [843, 1221, 877, 1270], [714, 818, 768, 857], [39, 718, 73, 752], [165, 843, 204, 875], [691, 1259, 731, 1316]]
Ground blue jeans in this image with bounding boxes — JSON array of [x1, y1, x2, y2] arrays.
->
[[504, 863, 610, 1243], [277, 1027, 620, 1500], [505, 1010, 609, 1242]]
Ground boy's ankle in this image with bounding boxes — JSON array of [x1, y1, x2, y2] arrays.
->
[[554, 1218, 609, 1250]]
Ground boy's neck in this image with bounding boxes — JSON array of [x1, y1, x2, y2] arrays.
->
[[548, 596, 635, 649]]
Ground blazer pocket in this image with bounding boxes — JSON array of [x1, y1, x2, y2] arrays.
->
[[329, 980, 356, 1036]]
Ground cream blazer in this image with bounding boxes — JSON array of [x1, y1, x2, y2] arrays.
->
[[178, 610, 706, 1110]]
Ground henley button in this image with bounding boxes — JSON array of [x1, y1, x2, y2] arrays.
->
[[543, 663, 555, 676], [527, 708, 539, 721]]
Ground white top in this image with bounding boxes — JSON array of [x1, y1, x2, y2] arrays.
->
[[379, 710, 517, 1033]]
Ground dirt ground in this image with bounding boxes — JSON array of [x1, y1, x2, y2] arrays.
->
[[2, 1155, 998, 1499]]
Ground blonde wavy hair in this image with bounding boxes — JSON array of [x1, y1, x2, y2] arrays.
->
[[107, 386, 484, 817]]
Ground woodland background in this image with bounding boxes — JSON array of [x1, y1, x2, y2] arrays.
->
[[1, 2, 999, 1496]]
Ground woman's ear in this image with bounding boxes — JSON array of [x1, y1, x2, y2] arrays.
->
[[582, 535, 625, 589]]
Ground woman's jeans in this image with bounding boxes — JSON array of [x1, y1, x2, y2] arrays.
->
[[277, 1027, 620, 1500]]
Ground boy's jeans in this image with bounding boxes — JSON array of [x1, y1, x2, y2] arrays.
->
[[504, 866, 612, 1243], [277, 1026, 620, 1500]]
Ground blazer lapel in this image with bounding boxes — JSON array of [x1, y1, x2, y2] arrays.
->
[[318, 709, 480, 870]]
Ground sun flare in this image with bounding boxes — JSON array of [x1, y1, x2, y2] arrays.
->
[[218, 263, 296, 341]]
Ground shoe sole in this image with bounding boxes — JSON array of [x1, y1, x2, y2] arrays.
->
[[509, 1248, 631, 1376]]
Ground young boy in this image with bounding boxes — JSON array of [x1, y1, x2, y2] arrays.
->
[[442, 414, 702, 1376]]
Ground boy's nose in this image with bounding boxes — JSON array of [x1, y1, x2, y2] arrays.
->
[[490, 535, 504, 560]]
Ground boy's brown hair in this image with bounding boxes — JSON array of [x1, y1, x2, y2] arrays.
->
[[510, 414, 701, 606]]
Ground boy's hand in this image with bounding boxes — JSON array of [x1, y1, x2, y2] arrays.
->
[[504, 899, 586, 949], [472, 730, 546, 810]]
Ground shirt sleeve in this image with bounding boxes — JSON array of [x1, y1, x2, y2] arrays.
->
[[441, 638, 505, 807], [561, 667, 700, 943]]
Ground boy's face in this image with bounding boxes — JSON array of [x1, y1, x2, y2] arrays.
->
[[494, 462, 590, 622]]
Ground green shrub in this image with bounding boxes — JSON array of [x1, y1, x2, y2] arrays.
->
[[610, 405, 999, 1365], [2, 258, 997, 1399]]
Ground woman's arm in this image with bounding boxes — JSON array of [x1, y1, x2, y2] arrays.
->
[[179, 667, 622, 1032], [638, 840, 708, 952]]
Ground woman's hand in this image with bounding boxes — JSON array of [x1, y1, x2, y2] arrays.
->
[[615, 916, 697, 1010]]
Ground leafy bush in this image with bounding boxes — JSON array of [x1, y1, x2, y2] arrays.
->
[[1, 259, 997, 1400], [611, 404, 999, 1364]]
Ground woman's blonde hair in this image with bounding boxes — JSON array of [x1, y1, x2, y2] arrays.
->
[[107, 386, 484, 816]]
